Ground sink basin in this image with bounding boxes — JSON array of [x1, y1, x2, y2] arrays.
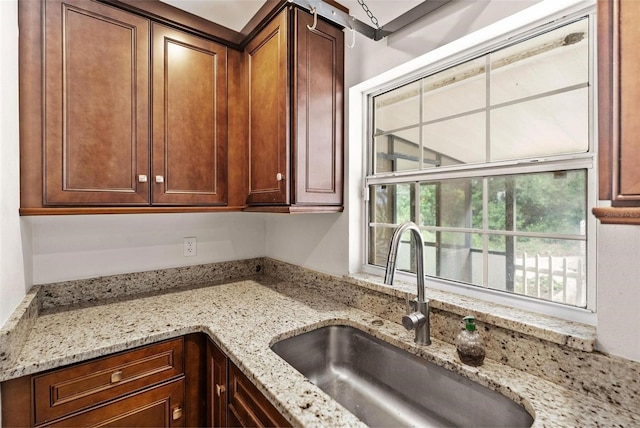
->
[[271, 325, 533, 427]]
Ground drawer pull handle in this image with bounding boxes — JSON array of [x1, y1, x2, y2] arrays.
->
[[110, 370, 123, 383], [216, 384, 226, 397], [172, 407, 183, 420]]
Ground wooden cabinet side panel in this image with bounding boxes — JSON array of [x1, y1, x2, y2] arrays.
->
[[618, 0, 640, 200], [227, 48, 249, 208], [246, 9, 290, 205], [293, 10, 344, 206], [19, 0, 44, 209], [1, 376, 32, 427], [152, 24, 228, 206], [183, 334, 206, 428], [43, 0, 150, 205]]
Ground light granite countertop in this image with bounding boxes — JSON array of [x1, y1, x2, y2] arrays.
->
[[1, 273, 638, 427]]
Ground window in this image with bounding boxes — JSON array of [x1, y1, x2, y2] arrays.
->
[[365, 13, 595, 310]]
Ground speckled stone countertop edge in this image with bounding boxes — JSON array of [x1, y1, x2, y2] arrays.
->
[[346, 272, 596, 352], [0, 285, 40, 371], [0, 277, 638, 427]]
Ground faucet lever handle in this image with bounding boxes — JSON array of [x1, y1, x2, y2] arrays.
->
[[405, 294, 416, 314]]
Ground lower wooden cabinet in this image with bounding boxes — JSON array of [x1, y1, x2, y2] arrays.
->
[[0, 335, 291, 428], [1, 338, 187, 428], [207, 340, 291, 428], [227, 363, 291, 428]]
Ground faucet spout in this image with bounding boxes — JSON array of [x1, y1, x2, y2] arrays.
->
[[384, 221, 431, 346]]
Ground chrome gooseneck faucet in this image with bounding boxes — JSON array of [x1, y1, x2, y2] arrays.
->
[[384, 221, 431, 346]]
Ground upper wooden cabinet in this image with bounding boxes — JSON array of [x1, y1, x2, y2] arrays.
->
[[19, 0, 342, 215], [19, 0, 240, 214], [42, 0, 151, 206], [245, 7, 344, 212], [151, 24, 228, 206], [594, 0, 640, 223]]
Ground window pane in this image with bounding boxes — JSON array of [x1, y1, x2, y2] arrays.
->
[[435, 231, 483, 286], [419, 179, 482, 228], [487, 237, 586, 307], [491, 19, 589, 105], [370, 183, 415, 224], [368, 226, 419, 274], [423, 57, 486, 122], [487, 171, 586, 235], [374, 128, 420, 173], [374, 81, 421, 133], [490, 89, 589, 161], [422, 113, 486, 166], [369, 225, 395, 267]]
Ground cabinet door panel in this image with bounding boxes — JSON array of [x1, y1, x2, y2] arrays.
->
[[152, 24, 228, 205], [44, 0, 150, 205], [151, 24, 227, 205], [618, 0, 640, 200], [207, 340, 228, 427], [246, 9, 290, 205], [293, 9, 344, 206], [228, 363, 291, 428]]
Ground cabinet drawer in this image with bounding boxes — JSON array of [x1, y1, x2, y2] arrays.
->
[[43, 378, 185, 428], [34, 338, 184, 425]]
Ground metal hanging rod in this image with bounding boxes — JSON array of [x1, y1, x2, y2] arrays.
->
[[288, 0, 451, 41]]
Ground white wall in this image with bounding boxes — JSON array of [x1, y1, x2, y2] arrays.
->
[[0, 0, 29, 327], [29, 213, 266, 284], [596, 225, 640, 360]]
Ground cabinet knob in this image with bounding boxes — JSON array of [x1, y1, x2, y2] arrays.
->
[[138, 175, 148, 183], [276, 173, 284, 181], [172, 407, 183, 421], [216, 384, 226, 397], [155, 175, 164, 183], [110, 370, 123, 383]]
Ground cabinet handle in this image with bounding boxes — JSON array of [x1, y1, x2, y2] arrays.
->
[[110, 370, 123, 383], [155, 175, 164, 183], [216, 384, 226, 397], [276, 173, 284, 181], [172, 407, 183, 420], [138, 175, 148, 183]]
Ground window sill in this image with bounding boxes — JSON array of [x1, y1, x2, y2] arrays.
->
[[347, 272, 597, 352]]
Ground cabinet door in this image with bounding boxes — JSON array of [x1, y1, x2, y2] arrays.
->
[[246, 9, 290, 205], [152, 24, 228, 205], [206, 340, 228, 427], [44, 379, 185, 428], [599, 0, 640, 205], [227, 363, 291, 428], [44, 0, 150, 205], [292, 8, 344, 206]]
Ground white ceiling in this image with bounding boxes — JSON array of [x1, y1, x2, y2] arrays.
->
[[161, 0, 268, 32], [160, 0, 425, 32]]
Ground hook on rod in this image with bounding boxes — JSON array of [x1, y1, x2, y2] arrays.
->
[[307, 7, 318, 31], [346, 27, 355, 48]]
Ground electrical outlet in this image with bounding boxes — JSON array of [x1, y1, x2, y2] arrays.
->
[[183, 237, 197, 257]]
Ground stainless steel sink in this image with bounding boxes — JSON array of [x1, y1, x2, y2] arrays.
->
[[271, 325, 533, 427]]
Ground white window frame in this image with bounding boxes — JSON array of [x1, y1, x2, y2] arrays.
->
[[348, 0, 597, 325]]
